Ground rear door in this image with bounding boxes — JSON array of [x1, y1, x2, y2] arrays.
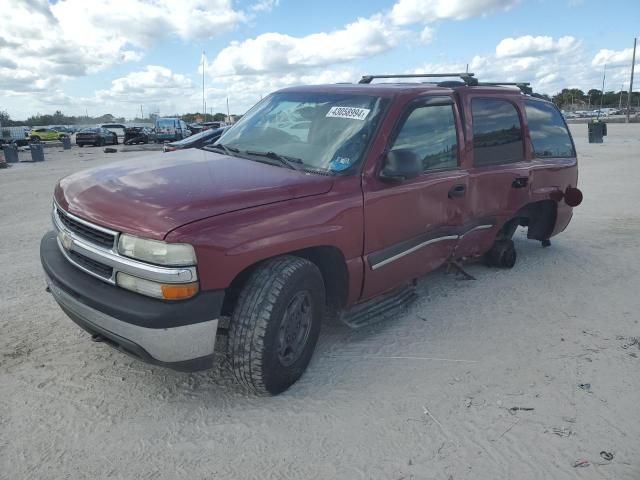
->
[[361, 95, 471, 300], [456, 96, 532, 257]]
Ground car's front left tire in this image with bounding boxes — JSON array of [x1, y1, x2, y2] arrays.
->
[[228, 256, 325, 395]]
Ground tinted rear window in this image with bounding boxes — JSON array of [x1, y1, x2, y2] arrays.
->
[[157, 119, 176, 128], [525, 100, 575, 158], [472, 99, 524, 166]]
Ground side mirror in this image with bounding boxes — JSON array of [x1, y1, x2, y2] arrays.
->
[[380, 149, 422, 181]]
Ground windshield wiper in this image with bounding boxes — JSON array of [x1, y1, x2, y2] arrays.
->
[[244, 150, 304, 170], [205, 143, 240, 156]]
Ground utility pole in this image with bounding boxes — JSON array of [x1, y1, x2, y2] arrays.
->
[[619, 83, 624, 110], [226, 97, 230, 122], [140, 105, 143, 120], [202, 51, 206, 116], [597, 64, 606, 120], [626, 37, 636, 123]]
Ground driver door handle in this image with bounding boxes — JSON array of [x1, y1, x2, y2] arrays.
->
[[448, 184, 466, 198]]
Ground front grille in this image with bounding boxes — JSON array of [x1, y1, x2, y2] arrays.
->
[[57, 209, 115, 248], [68, 250, 114, 279]]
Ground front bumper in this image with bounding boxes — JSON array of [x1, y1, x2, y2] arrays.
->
[[41, 231, 224, 372]]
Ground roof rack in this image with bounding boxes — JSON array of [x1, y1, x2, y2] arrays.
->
[[358, 72, 478, 86], [476, 82, 532, 94], [357, 73, 533, 94]]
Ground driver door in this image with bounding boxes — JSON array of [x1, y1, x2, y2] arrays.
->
[[361, 96, 470, 300]]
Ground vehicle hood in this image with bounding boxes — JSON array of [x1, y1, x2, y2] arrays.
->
[[54, 149, 334, 240]]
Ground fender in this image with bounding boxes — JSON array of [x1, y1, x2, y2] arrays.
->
[[165, 176, 364, 300]]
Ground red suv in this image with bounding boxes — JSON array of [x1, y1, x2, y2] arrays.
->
[[41, 73, 582, 395]]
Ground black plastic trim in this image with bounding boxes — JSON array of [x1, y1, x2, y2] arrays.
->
[[367, 218, 495, 269], [41, 231, 224, 329]]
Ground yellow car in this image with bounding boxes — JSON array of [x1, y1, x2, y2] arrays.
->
[[29, 128, 67, 141]]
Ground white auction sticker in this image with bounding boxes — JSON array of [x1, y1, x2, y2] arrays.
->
[[326, 106, 371, 120]]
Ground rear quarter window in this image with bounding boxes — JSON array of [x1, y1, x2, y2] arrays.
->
[[472, 98, 524, 166], [525, 100, 575, 158]]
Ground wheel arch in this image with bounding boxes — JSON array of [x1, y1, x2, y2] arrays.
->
[[501, 199, 558, 241], [220, 245, 349, 319]]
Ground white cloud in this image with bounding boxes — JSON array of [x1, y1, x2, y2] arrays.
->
[[210, 15, 400, 76], [208, 0, 523, 78], [591, 48, 637, 67], [251, 0, 280, 12], [420, 26, 434, 44], [97, 66, 194, 103], [496, 35, 578, 58], [410, 35, 625, 95], [390, 0, 519, 25], [0, 0, 247, 97]]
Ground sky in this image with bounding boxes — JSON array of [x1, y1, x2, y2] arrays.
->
[[0, 0, 638, 120]]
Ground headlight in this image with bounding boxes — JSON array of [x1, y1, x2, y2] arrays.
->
[[117, 234, 197, 266], [116, 272, 199, 300]]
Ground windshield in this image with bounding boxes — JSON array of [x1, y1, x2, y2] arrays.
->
[[157, 119, 176, 128], [218, 92, 387, 173]]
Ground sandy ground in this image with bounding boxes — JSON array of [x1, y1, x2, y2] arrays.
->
[[1, 125, 639, 480]]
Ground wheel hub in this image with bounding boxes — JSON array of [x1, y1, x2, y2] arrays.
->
[[278, 291, 313, 367]]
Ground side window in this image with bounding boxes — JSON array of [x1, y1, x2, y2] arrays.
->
[[472, 99, 523, 166], [390, 103, 458, 172], [525, 100, 575, 158]]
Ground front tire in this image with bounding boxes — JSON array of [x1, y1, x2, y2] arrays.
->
[[228, 256, 325, 395]]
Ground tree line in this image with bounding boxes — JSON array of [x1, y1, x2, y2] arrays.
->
[[552, 89, 640, 110], [0, 109, 231, 127]]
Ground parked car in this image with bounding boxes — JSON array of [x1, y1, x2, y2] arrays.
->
[[124, 127, 157, 145], [201, 121, 226, 130], [41, 73, 582, 395], [155, 118, 190, 142], [163, 126, 228, 152], [29, 128, 67, 141], [188, 123, 203, 134], [75, 127, 118, 147], [101, 124, 127, 138]]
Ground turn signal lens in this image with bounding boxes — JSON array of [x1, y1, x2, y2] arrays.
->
[[116, 272, 199, 300], [161, 282, 199, 300]]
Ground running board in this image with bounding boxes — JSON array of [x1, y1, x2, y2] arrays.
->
[[339, 285, 417, 329]]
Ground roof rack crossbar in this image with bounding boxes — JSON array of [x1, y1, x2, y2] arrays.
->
[[359, 72, 478, 86], [476, 82, 532, 94]]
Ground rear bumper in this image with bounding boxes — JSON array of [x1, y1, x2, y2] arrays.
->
[[41, 231, 223, 372]]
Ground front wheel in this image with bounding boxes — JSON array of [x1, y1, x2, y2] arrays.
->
[[228, 256, 325, 395]]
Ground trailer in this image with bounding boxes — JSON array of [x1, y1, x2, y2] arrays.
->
[[0, 125, 29, 146]]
